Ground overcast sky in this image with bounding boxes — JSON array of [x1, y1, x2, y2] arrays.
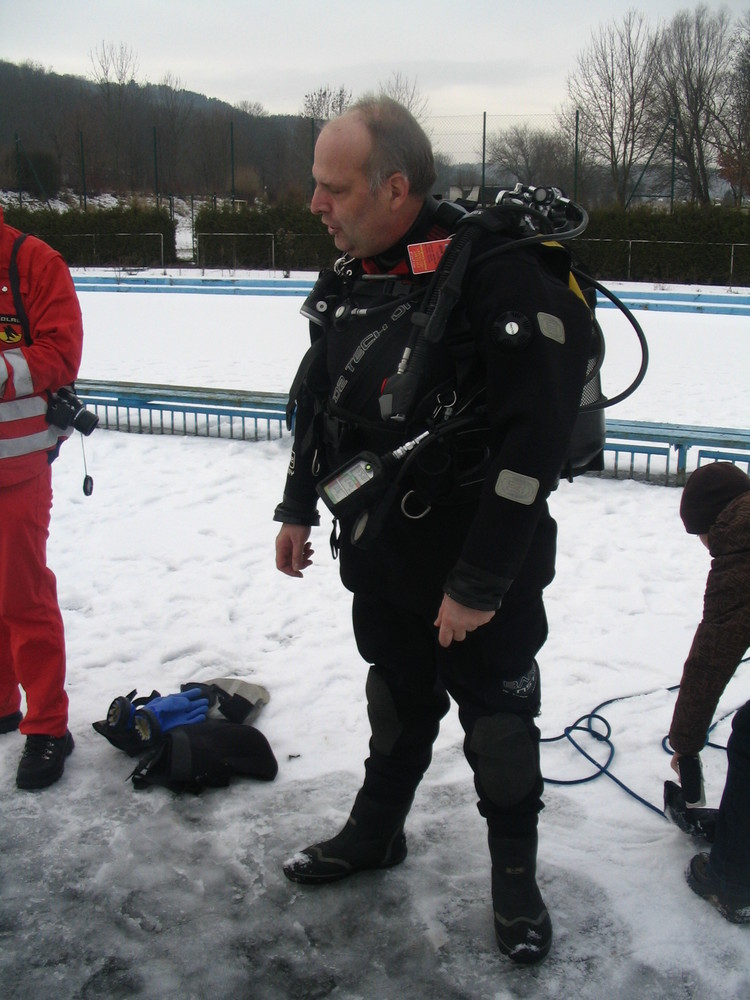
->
[[2, 1, 748, 118]]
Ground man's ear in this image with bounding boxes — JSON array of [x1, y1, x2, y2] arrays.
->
[[386, 172, 411, 210]]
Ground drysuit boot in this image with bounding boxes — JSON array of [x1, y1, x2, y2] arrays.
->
[[489, 831, 552, 965], [283, 790, 411, 885]]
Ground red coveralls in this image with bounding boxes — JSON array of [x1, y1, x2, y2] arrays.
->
[[0, 207, 83, 737]]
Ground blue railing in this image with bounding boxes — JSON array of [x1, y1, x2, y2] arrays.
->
[[73, 274, 314, 296], [76, 380, 289, 441], [76, 380, 750, 485], [71, 273, 750, 315]]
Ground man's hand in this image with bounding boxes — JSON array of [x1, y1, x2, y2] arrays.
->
[[434, 594, 495, 648], [275, 523, 314, 578]]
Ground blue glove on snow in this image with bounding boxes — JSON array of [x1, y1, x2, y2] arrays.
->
[[134, 687, 210, 745]]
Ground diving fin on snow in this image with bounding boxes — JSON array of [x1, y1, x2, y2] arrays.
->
[[663, 780, 717, 844]]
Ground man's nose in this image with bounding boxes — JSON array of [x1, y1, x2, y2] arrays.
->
[[310, 185, 326, 215]]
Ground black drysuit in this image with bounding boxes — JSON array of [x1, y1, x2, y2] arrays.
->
[[275, 199, 593, 836]]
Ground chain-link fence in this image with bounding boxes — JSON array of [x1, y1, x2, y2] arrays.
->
[[2, 108, 733, 279], [6, 112, 573, 210], [426, 113, 564, 201]]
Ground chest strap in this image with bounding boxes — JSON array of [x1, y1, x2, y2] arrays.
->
[[9, 234, 31, 346]]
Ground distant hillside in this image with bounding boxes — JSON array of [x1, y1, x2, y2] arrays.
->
[[0, 59, 314, 202]]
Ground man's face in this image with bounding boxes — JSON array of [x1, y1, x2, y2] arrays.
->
[[310, 115, 399, 259]]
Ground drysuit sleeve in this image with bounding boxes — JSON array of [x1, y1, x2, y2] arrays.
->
[[273, 338, 327, 527], [443, 245, 593, 610]]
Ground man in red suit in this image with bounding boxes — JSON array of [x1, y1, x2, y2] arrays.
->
[[0, 206, 83, 789]]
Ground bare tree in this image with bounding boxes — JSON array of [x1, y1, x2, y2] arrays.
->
[[713, 13, 750, 204], [89, 42, 141, 187], [235, 99, 267, 117], [556, 104, 612, 207], [302, 85, 352, 120], [90, 41, 139, 88], [152, 73, 196, 192], [487, 122, 573, 188], [566, 10, 660, 206], [377, 72, 430, 122], [651, 5, 735, 205]]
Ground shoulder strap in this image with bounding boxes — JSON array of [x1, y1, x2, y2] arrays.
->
[[9, 233, 32, 346]]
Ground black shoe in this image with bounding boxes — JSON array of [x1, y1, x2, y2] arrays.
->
[[0, 711, 22, 735], [283, 792, 410, 885], [490, 832, 552, 965], [16, 731, 75, 790], [686, 852, 750, 924]]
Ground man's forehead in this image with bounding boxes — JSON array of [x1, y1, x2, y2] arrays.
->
[[314, 115, 371, 181]]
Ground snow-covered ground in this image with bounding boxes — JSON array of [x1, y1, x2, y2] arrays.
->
[[1, 280, 749, 999]]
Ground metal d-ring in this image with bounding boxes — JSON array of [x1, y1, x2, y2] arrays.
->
[[400, 491, 432, 519]]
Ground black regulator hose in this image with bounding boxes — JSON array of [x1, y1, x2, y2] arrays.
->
[[573, 268, 650, 411]]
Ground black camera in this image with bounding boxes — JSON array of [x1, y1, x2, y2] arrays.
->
[[46, 386, 99, 436]]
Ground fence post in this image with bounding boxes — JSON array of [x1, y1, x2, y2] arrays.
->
[[230, 120, 236, 209], [79, 131, 87, 211], [153, 126, 160, 209], [670, 116, 677, 214], [14, 133, 51, 207], [481, 112, 487, 206], [191, 195, 196, 263], [15, 134, 22, 207], [626, 115, 675, 209]]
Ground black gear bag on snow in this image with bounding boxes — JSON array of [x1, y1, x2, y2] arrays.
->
[[130, 717, 278, 793]]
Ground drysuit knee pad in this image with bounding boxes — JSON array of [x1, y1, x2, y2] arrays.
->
[[366, 668, 403, 756], [469, 712, 539, 808]]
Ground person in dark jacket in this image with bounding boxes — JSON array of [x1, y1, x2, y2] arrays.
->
[[0, 207, 83, 789], [669, 461, 750, 923], [273, 96, 593, 964]]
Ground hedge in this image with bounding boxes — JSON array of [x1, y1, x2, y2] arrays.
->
[[577, 205, 750, 285], [194, 202, 329, 270], [4, 200, 750, 283], [2, 205, 177, 268]]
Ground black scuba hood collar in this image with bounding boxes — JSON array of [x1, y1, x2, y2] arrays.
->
[[363, 196, 442, 274]]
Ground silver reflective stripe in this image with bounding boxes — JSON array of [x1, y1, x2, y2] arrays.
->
[[0, 426, 71, 459], [0, 396, 47, 423], [5, 349, 33, 397]]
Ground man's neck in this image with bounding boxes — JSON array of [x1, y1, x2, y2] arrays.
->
[[363, 197, 437, 274]]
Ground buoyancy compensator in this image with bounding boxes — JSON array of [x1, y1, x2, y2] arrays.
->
[[310, 184, 648, 545]]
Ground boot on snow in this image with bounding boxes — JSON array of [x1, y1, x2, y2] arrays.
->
[[283, 790, 411, 885], [489, 831, 552, 965], [686, 852, 750, 924]]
